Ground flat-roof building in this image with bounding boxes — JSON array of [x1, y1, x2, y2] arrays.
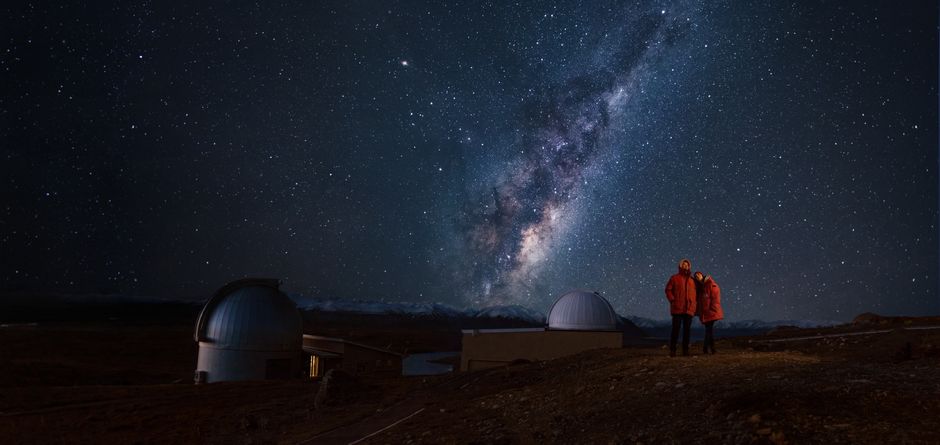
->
[[303, 334, 402, 378]]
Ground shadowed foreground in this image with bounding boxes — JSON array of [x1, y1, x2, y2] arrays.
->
[[1, 317, 938, 444]]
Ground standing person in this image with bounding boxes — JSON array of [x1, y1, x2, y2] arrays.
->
[[665, 258, 697, 357], [695, 272, 724, 354], [693, 271, 706, 319]]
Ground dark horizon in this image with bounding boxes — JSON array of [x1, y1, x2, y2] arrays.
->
[[0, 281, 927, 325], [2, 1, 938, 321], [0, 287, 865, 325]]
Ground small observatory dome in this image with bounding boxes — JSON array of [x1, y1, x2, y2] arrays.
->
[[547, 290, 619, 331], [194, 278, 303, 383]]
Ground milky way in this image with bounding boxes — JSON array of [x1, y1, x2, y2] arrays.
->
[[458, 7, 696, 307]]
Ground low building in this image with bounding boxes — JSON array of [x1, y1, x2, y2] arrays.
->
[[460, 290, 628, 371], [303, 334, 402, 378], [194, 278, 304, 383]]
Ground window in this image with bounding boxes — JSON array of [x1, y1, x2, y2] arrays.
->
[[310, 356, 320, 378]]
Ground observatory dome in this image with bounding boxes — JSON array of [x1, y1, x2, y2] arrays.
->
[[197, 280, 302, 350], [547, 290, 619, 331], [194, 278, 303, 383]]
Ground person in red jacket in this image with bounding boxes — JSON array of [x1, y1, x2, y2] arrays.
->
[[665, 258, 697, 356], [694, 271, 724, 354]]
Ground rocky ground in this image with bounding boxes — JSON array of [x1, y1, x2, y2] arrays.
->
[[1, 316, 938, 444], [379, 342, 939, 444]]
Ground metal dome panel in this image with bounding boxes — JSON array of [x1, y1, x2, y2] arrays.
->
[[547, 290, 619, 331], [196, 278, 302, 351]]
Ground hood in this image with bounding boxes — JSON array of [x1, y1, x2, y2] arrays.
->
[[677, 258, 691, 275]]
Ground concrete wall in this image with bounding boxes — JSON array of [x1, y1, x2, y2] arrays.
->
[[460, 329, 622, 371]]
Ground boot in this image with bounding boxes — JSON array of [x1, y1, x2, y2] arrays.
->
[[669, 349, 676, 358]]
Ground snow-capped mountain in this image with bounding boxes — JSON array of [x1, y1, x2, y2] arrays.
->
[[294, 296, 546, 324], [470, 305, 546, 322], [297, 298, 463, 318]]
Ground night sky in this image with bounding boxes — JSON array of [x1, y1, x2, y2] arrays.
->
[[2, 1, 938, 321]]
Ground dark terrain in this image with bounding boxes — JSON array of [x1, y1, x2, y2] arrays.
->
[[1, 297, 938, 444]]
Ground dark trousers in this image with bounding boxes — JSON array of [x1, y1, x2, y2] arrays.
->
[[703, 320, 716, 353], [670, 314, 692, 354]]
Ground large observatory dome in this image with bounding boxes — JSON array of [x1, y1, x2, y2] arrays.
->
[[547, 290, 619, 331], [194, 278, 303, 383], [196, 279, 302, 350]]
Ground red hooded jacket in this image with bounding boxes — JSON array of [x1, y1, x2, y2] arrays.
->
[[698, 276, 724, 323], [665, 260, 697, 316]]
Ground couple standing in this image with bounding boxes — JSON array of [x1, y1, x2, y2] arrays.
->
[[664, 258, 724, 357]]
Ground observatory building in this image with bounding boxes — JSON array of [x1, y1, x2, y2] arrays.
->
[[460, 290, 630, 371], [194, 278, 303, 383]]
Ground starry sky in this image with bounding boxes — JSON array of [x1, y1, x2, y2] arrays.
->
[[2, 1, 938, 321]]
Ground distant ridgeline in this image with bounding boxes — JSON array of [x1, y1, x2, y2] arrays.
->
[[297, 297, 543, 321], [0, 291, 843, 335], [294, 296, 548, 329], [297, 298, 844, 332], [0, 290, 549, 327]]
